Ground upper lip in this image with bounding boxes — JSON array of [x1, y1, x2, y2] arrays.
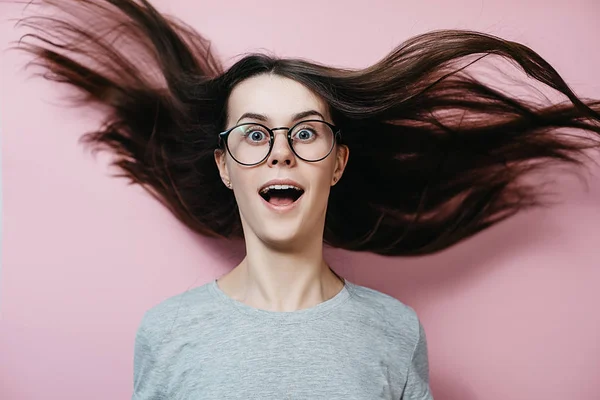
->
[[258, 179, 305, 193]]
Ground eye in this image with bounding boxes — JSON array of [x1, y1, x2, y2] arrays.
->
[[293, 127, 316, 141], [242, 126, 269, 143]]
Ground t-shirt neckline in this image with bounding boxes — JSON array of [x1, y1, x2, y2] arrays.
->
[[209, 277, 354, 323]]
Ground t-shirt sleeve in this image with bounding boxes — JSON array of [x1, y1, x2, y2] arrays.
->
[[402, 319, 434, 400], [132, 312, 165, 400]]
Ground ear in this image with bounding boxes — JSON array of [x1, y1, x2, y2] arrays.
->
[[332, 144, 349, 185], [214, 149, 232, 189]]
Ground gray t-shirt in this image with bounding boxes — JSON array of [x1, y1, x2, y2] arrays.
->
[[132, 278, 433, 400]]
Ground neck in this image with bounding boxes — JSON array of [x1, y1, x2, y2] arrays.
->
[[217, 229, 345, 312]]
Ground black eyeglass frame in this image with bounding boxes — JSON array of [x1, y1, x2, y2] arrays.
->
[[218, 119, 342, 166]]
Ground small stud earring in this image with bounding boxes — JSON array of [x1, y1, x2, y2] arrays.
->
[[226, 181, 232, 189]]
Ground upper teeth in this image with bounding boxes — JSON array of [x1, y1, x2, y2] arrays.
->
[[260, 184, 302, 194]]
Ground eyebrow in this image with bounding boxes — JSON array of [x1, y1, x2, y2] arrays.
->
[[236, 110, 326, 125]]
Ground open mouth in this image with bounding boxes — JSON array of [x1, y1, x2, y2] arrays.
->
[[259, 185, 305, 207]]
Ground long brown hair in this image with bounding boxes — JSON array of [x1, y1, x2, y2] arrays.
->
[[13, 0, 600, 255]]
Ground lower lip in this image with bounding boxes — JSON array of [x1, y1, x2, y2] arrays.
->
[[259, 194, 304, 213]]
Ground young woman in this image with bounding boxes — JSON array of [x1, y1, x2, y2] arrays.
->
[[14, 0, 600, 399]]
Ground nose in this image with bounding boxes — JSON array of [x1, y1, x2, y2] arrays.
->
[[266, 128, 296, 167]]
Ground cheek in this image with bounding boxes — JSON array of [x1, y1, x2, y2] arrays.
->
[[231, 173, 253, 194], [309, 164, 336, 198], [229, 168, 260, 205], [225, 162, 245, 190], [318, 160, 337, 184]]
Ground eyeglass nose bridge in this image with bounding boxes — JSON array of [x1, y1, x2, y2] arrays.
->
[[268, 126, 294, 150], [270, 127, 291, 135]]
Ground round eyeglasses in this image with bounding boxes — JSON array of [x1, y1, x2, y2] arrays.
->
[[218, 119, 341, 166]]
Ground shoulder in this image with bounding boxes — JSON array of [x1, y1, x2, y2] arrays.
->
[[135, 280, 220, 344], [347, 280, 419, 321], [346, 280, 422, 340]]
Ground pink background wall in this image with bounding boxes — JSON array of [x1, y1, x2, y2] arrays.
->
[[1, 1, 600, 399]]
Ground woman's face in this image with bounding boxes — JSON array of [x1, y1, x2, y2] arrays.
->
[[214, 74, 349, 249]]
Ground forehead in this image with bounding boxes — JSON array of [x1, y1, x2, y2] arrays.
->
[[226, 74, 330, 124]]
